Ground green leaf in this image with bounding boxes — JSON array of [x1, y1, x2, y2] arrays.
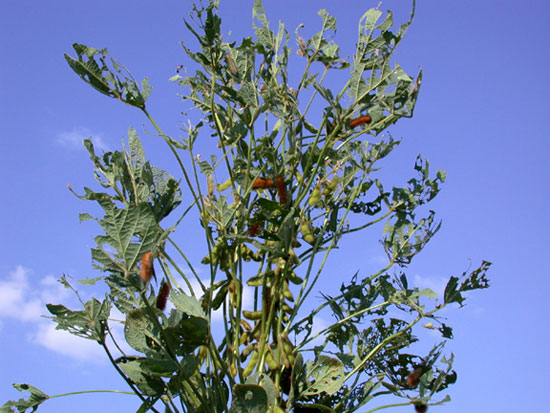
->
[[77, 276, 103, 285], [119, 359, 165, 396], [414, 288, 438, 299], [301, 356, 345, 397], [229, 384, 268, 413], [65, 43, 150, 109], [124, 308, 160, 353], [47, 298, 110, 342], [1, 384, 49, 412], [79, 212, 93, 222], [91, 202, 158, 276], [170, 292, 207, 319], [444, 261, 491, 306]]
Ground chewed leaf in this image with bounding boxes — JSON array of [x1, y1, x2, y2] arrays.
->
[[229, 384, 268, 413], [301, 356, 345, 397], [65, 43, 151, 109], [444, 261, 491, 306], [47, 298, 110, 342], [1, 384, 49, 412]]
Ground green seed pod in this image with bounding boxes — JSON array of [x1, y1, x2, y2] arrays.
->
[[283, 282, 294, 302], [288, 249, 299, 265], [308, 183, 322, 207], [243, 310, 263, 320], [198, 345, 208, 362], [265, 350, 279, 371], [247, 275, 265, 287], [287, 272, 304, 285], [282, 303, 293, 314], [303, 233, 315, 244], [241, 343, 255, 360], [323, 175, 339, 196], [239, 331, 249, 346], [300, 220, 314, 244], [229, 360, 237, 378], [240, 244, 253, 262], [217, 178, 232, 192], [240, 319, 252, 331], [242, 349, 259, 377], [207, 174, 214, 197]]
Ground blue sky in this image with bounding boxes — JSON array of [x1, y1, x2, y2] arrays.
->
[[1, 0, 549, 412]]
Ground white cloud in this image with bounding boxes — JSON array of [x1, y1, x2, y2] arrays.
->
[[56, 127, 109, 152], [0, 265, 106, 363], [0, 265, 43, 321], [32, 323, 105, 363]]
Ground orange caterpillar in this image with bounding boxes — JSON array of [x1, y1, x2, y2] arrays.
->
[[140, 251, 155, 282], [349, 115, 372, 128], [252, 178, 274, 189], [156, 281, 170, 311]]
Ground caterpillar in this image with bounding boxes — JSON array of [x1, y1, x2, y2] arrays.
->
[[225, 54, 238, 75], [252, 178, 274, 189], [248, 221, 264, 236], [406, 368, 423, 387], [140, 251, 155, 282], [276, 176, 287, 204], [156, 281, 170, 311], [349, 115, 372, 128]]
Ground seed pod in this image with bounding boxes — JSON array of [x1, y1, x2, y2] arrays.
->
[[217, 178, 232, 192], [282, 303, 293, 314], [238, 330, 249, 346], [323, 175, 339, 196], [242, 349, 259, 377], [287, 272, 304, 285], [197, 345, 208, 361], [247, 275, 265, 287], [349, 115, 372, 128], [241, 343, 255, 360], [300, 220, 315, 244], [207, 174, 214, 197], [308, 183, 322, 207], [140, 251, 155, 282], [243, 310, 263, 320], [240, 319, 252, 331], [229, 359, 237, 378], [156, 281, 170, 311], [265, 350, 279, 370], [283, 282, 294, 302]]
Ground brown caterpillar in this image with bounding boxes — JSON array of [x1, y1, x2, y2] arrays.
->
[[248, 221, 264, 237], [156, 281, 170, 311], [276, 176, 287, 204], [406, 368, 423, 387]]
